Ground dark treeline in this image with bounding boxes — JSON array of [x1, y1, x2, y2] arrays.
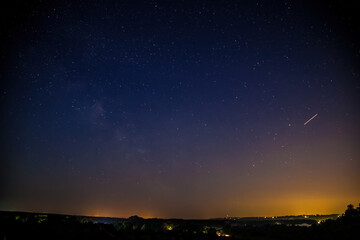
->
[[0, 203, 359, 240]]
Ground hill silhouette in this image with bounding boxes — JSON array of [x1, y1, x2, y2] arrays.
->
[[1, 203, 359, 239]]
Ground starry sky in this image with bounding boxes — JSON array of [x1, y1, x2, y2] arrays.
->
[[0, 0, 359, 219]]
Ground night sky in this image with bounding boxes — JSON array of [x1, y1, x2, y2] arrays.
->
[[1, 0, 359, 219]]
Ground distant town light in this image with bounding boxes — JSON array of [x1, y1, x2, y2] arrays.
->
[[216, 231, 231, 237]]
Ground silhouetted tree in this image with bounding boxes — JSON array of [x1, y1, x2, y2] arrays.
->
[[345, 204, 358, 217]]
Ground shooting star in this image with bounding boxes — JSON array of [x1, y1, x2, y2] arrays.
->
[[304, 113, 318, 125]]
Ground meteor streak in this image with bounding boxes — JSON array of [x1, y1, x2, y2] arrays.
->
[[304, 113, 318, 125]]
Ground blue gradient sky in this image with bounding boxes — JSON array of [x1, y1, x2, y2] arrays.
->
[[1, 0, 359, 218]]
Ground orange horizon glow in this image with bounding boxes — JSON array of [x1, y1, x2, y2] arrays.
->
[[71, 197, 359, 219], [3, 196, 357, 220]]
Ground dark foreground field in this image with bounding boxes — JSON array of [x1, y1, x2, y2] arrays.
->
[[1, 204, 359, 240]]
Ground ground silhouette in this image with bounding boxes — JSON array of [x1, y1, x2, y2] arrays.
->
[[1, 203, 359, 239]]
